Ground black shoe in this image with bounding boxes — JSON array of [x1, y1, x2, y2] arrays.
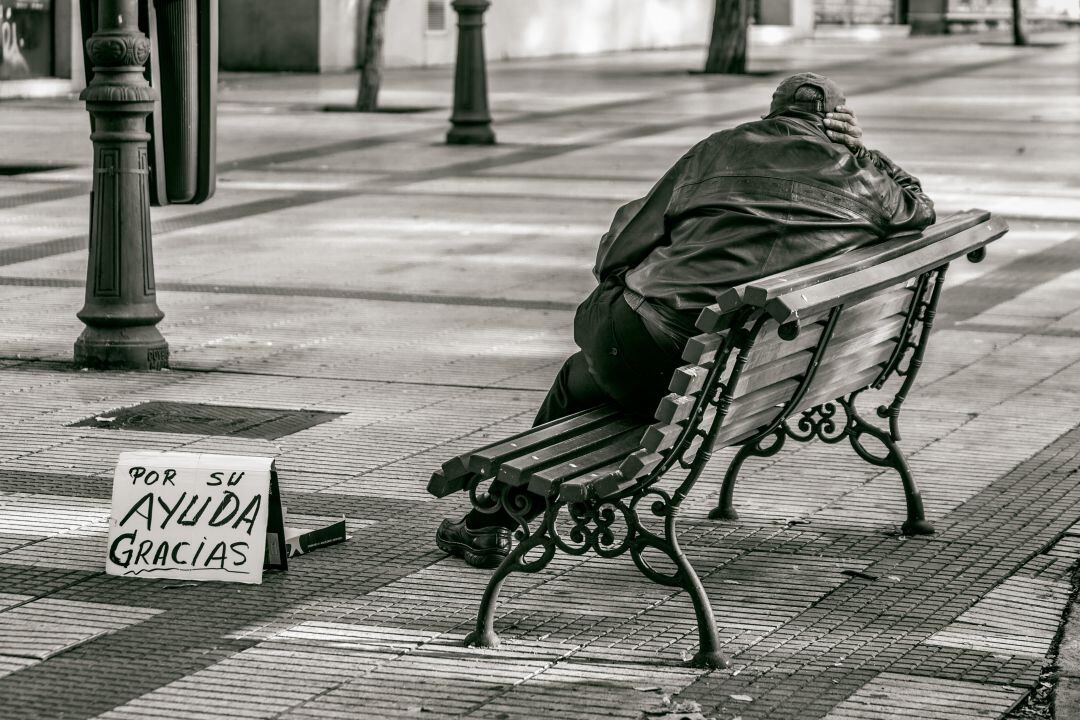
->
[[436, 517, 511, 569]]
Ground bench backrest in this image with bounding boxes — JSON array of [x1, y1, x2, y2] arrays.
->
[[715, 280, 920, 447], [597, 209, 1009, 499]]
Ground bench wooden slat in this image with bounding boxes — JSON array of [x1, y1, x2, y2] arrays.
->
[[692, 211, 986, 331], [496, 417, 644, 486], [428, 405, 618, 496], [426, 469, 454, 498], [695, 283, 914, 381], [427, 454, 478, 498], [713, 404, 786, 448], [441, 454, 469, 478], [695, 289, 743, 332], [655, 393, 696, 425], [468, 406, 624, 477], [642, 406, 717, 454], [765, 215, 1007, 326], [738, 313, 906, 395], [669, 363, 712, 396], [589, 450, 665, 500], [569, 449, 664, 503], [716, 364, 885, 447], [798, 338, 899, 403], [727, 378, 802, 420], [743, 319, 825, 366], [714, 340, 897, 446], [695, 278, 907, 338], [739, 347, 813, 395], [556, 459, 625, 502], [791, 365, 886, 421], [596, 433, 707, 499], [645, 377, 801, 456], [527, 429, 645, 496], [743, 209, 992, 306], [618, 448, 665, 482], [681, 333, 726, 365], [740, 284, 913, 371], [642, 305, 907, 458]]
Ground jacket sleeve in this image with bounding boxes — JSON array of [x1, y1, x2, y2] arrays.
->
[[864, 148, 936, 234], [593, 152, 693, 282]]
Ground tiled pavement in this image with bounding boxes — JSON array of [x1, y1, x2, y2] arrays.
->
[[1, 29, 1080, 720]]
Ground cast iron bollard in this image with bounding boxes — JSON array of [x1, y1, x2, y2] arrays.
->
[[447, 0, 495, 145], [77, 0, 169, 370]]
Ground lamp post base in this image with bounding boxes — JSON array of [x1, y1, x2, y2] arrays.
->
[[74, 326, 169, 371], [447, 123, 496, 145]]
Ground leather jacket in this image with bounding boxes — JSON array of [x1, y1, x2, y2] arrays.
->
[[593, 109, 936, 346]]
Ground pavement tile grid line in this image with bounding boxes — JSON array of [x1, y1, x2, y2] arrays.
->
[[0, 328, 1062, 716], [0, 598, 163, 661], [923, 575, 1072, 659], [675, 422, 1080, 720], [0, 365, 544, 492], [90, 621, 705, 720], [0, 297, 1045, 528], [6, 403, 1071, 720], [0, 42, 1050, 293], [0, 496, 478, 718], [821, 673, 1026, 720], [0, 289, 577, 390], [0, 311, 1071, 718]]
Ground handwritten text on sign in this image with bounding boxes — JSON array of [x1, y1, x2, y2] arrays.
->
[[106, 452, 273, 584]]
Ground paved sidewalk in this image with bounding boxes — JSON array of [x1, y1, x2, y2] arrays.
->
[[1, 30, 1080, 720]]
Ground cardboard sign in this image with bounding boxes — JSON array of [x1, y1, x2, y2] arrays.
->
[[106, 452, 286, 584]]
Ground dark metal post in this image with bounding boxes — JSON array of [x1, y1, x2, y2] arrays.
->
[[77, 0, 169, 370], [447, 0, 495, 145]]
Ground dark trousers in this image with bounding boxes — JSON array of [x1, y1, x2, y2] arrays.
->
[[467, 281, 683, 529]]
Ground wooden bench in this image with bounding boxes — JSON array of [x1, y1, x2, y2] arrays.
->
[[428, 208, 1009, 668]]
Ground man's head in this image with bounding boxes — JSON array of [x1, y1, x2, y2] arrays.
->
[[765, 73, 845, 118]]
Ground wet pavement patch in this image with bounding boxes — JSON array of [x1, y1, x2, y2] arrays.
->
[[68, 402, 344, 439]]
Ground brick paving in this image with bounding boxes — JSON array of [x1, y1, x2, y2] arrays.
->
[[1, 29, 1079, 720]]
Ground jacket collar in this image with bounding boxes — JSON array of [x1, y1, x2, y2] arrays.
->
[[764, 108, 830, 138]]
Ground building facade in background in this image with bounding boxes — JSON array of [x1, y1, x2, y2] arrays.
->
[[216, 0, 1077, 73], [0, 0, 1076, 95], [220, 0, 734, 72], [0, 0, 75, 94]]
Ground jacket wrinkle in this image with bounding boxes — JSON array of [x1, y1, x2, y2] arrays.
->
[[592, 111, 936, 346]]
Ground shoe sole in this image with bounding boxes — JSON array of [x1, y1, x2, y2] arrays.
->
[[436, 535, 508, 569]]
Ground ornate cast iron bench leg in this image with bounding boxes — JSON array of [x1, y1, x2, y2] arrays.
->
[[626, 486, 730, 669], [709, 398, 933, 536], [463, 476, 557, 649], [631, 533, 730, 669], [710, 427, 787, 521], [464, 521, 556, 649], [841, 396, 933, 536], [464, 484, 731, 668]]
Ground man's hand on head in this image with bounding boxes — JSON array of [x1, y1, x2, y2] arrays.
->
[[824, 105, 864, 153]]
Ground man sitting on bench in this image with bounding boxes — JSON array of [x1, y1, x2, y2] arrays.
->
[[436, 72, 937, 568]]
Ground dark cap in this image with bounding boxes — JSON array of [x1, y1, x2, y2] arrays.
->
[[765, 72, 845, 117]]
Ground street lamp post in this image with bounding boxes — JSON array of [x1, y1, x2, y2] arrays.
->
[[77, 0, 169, 370], [446, 0, 495, 145]]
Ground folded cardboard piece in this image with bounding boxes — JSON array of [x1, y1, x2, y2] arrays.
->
[[283, 511, 348, 558]]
